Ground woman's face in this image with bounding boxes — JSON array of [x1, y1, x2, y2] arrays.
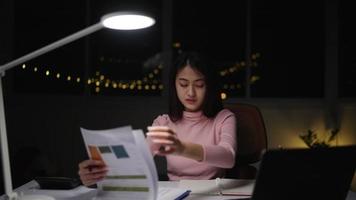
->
[[175, 65, 206, 112]]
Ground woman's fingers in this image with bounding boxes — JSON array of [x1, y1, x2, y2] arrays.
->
[[80, 171, 106, 185], [78, 160, 108, 186], [147, 126, 175, 134], [147, 131, 176, 141], [147, 126, 183, 155]]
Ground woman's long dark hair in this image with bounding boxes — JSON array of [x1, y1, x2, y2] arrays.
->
[[168, 52, 223, 122]]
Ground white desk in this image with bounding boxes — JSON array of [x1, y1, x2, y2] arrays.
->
[[2, 180, 356, 200]]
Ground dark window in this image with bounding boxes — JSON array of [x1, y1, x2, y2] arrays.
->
[[173, 1, 247, 98], [11, 0, 163, 96], [251, 0, 325, 98], [339, 0, 356, 98]]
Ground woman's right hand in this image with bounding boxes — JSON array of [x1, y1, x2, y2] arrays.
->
[[78, 159, 108, 186]]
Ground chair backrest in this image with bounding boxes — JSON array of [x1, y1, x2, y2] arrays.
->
[[224, 103, 268, 178]]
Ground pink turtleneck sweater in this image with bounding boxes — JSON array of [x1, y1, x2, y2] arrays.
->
[[148, 109, 236, 180]]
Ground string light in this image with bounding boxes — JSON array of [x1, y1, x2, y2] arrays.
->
[[218, 53, 261, 77], [19, 53, 260, 97]]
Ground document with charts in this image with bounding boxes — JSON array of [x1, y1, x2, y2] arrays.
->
[[81, 126, 190, 200]]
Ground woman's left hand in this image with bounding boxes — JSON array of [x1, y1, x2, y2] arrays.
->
[[147, 126, 184, 156]]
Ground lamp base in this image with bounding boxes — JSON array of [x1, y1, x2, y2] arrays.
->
[[18, 194, 55, 200]]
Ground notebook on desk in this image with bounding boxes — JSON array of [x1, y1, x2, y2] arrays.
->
[[250, 145, 356, 200]]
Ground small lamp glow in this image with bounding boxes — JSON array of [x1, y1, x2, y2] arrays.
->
[[101, 12, 155, 30]]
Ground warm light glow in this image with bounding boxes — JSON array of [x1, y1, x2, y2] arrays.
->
[[45, 70, 50, 76], [101, 12, 155, 30], [221, 92, 227, 100], [56, 73, 60, 78], [95, 87, 100, 93], [22, 64, 26, 69], [173, 42, 181, 48]]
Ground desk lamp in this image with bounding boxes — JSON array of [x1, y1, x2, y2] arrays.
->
[[0, 11, 155, 200]]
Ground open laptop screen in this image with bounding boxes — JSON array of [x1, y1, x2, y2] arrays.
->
[[251, 145, 356, 200]]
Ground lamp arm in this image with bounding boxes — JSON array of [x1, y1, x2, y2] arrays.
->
[[0, 22, 103, 73], [0, 22, 103, 200]]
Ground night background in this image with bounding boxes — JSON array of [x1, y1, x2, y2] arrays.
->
[[0, 0, 355, 195]]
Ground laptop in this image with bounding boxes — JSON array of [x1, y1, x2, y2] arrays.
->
[[249, 145, 356, 200]]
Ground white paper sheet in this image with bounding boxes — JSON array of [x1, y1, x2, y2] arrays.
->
[[81, 126, 190, 200], [81, 126, 155, 200]]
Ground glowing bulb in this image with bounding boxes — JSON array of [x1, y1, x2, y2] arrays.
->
[[101, 12, 155, 30], [221, 92, 227, 100]]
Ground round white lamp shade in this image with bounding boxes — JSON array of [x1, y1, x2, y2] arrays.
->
[[101, 11, 155, 30]]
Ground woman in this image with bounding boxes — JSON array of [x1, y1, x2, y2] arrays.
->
[[78, 52, 236, 186]]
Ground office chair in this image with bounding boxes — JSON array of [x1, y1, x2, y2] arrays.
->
[[224, 103, 268, 179]]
